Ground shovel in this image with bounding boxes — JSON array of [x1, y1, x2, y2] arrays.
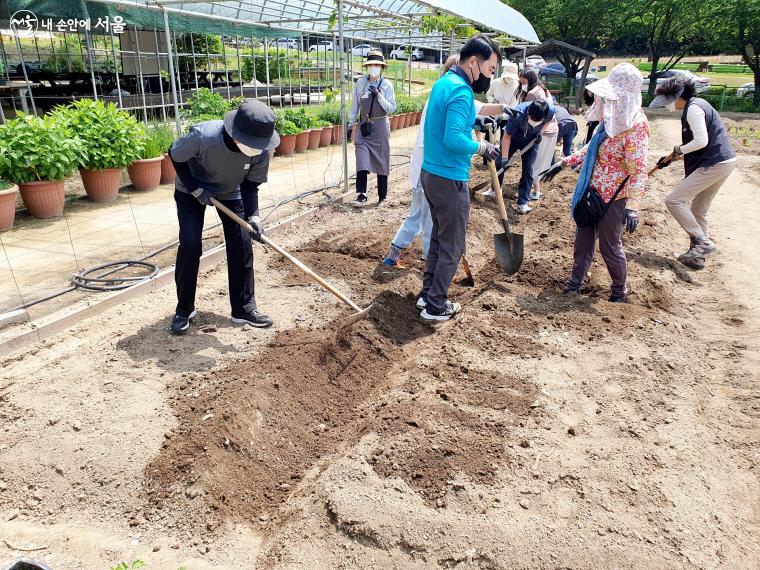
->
[[471, 138, 537, 193], [486, 150, 524, 275], [648, 151, 682, 176], [210, 197, 371, 325]]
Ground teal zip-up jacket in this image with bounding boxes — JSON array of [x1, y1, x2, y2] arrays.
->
[[422, 66, 479, 182]]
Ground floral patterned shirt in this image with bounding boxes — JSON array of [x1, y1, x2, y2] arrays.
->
[[562, 111, 650, 210]]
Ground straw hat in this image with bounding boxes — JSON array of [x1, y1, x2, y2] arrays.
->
[[362, 50, 387, 67]]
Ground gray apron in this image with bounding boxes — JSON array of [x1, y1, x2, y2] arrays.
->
[[355, 80, 390, 176]]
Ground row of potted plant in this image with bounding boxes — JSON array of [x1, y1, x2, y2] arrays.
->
[[0, 100, 177, 230]]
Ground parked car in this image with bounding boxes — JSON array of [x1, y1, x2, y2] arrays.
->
[[538, 62, 598, 84], [737, 82, 755, 98], [524, 55, 546, 70], [309, 41, 334, 53], [389, 46, 424, 61], [641, 69, 710, 93], [351, 44, 375, 57], [268, 38, 299, 51]]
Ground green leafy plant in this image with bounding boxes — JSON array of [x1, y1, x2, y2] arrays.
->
[[274, 111, 302, 135], [241, 48, 295, 84], [183, 88, 228, 120], [0, 180, 12, 190], [0, 113, 83, 183], [395, 93, 415, 114], [226, 96, 246, 112], [323, 87, 340, 103], [314, 119, 332, 128], [137, 126, 169, 160], [43, 53, 85, 73], [283, 108, 316, 130], [50, 99, 144, 170], [148, 123, 176, 153], [316, 103, 342, 125], [110, 561, 145, 570]]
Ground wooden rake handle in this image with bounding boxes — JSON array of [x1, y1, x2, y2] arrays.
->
[[209, 197, 363, 314]]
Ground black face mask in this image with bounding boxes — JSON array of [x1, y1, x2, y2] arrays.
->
[[470, 63, 491, 94]]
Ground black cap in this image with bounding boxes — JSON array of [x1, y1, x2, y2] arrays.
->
[[223, 99, 280, 151]]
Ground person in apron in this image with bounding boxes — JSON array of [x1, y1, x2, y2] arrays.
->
[[347, 51, 396, 207]]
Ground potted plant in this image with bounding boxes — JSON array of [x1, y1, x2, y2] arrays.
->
[[274, 115, 301, 156], [316, 119, 333, 147], [0, 180, 18, 231], [52, 99, 144, 202], [149, 124, 178, 184], [128, 128, 165, 191], [317, 104, 343, 144], [284, 108, 314, 153], [0, 114, 82, 219]]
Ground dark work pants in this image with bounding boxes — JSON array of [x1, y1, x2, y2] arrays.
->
[[174, 190, 256, 318], [557, 122, 578, 157], [585, 121, 600, 144], [419, 169, 470, 312], [498, 139, 538, 206], [356, 170, 388, 201], [566, 198, 628, 298]]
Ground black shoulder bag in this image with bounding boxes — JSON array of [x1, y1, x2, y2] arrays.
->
[[573, 175, 630, 228]]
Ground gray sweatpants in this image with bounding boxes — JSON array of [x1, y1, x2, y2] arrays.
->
[[420, 169, 470, 312], [665, 161, 736, 240], [566, 198, 628, 298]]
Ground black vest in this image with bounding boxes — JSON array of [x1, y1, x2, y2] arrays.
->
[[681, 98, 735, 177]]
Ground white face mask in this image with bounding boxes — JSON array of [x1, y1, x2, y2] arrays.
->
[[521, 84, 529, 92], [236, 142, 263, 157], [368, 65, 381, 78], [528, 118, 542, 127], [666, 100, 677, 112]]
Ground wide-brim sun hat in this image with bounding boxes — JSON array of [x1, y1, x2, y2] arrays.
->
[[362, 50, 387, 67], [649, 75, 690, 108], [585, 62, 643, 101], [501, 61, 519, 82], [223, 99, 280, 151]]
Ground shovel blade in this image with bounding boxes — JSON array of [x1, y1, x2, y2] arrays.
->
[[494, 232, 524, 275]]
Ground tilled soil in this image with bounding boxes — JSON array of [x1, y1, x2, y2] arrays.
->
[[1, 116, 759, 569]]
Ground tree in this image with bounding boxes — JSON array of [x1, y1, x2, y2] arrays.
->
[[736, 0, 760, 108], [623, 0, 707, 95], [507, 0, 618, 78]]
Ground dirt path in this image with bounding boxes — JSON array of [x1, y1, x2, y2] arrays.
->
[[1, 115, 759, 569]]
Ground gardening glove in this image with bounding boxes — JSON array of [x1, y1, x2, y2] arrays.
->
[[346, 125, 353, 142], [500, 104, 517, 118], [624, 209, 639, 234], [192, 188, 213, 206], [656, 154, 674, 169], [477, 141, 501, 162], [473, 116, 496, 132], [539, 161, 564, 183], [248, 215, 265, 242], [368, 85, 379, 96]]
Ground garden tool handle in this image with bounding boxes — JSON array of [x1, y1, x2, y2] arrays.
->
[[486, 126, 511, 233], [210, 198, 363, 314]]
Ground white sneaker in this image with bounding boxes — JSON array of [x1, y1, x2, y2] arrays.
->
[[420, 301, 462, 321], [353, 194, 368, 207], [516, 203, 532, 215], [529, 190, 541, 201], [481, 188, 496, 198], [415, 296, 427, 310]]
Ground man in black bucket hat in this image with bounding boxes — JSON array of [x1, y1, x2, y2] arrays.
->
[[167, 99, 279, 334]]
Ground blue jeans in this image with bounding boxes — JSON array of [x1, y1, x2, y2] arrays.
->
[[557, 122, 578, 157], [390, 181, 433, 259], [498, 138, 538, 206]]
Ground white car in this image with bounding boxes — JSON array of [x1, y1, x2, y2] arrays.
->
[[268, 38, 298, 51], [641, 69, 710, 93], [524, 55, 546, 70], [737, 82, 755, 98], [390, 46, 424, 61], [309, 41, 334, 53], [351, 44, 375, 57]]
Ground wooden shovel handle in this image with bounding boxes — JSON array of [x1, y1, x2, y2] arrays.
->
[[486, 125, 510, 227], [210, 198, 363, 313]]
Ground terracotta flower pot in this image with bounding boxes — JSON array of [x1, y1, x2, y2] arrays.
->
[[160, 154, 176, 184], [390, 115, 400, 130], [414, 111, 422, 125], [0, 184, 19, 231], [307, 128, 321, 150], [319, 126, 332, 147], [295, 131, 310, 153], [19, 180, 65, 219], [80, 168, 121, 202], [404, 113, 413, 128], [332, 124, 342, 144], [127, 156, 163, 191], [275, 134, 297, 156]]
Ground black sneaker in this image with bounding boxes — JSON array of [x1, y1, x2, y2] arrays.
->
[[608, 294, 627, 303], [420, 301, 461, 322], [170, 308, 197, 334], [231, 309, 273, 328], [353, 193, 368, 207]]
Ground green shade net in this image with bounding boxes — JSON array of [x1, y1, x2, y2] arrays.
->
[[3, 0, 299, 38]]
